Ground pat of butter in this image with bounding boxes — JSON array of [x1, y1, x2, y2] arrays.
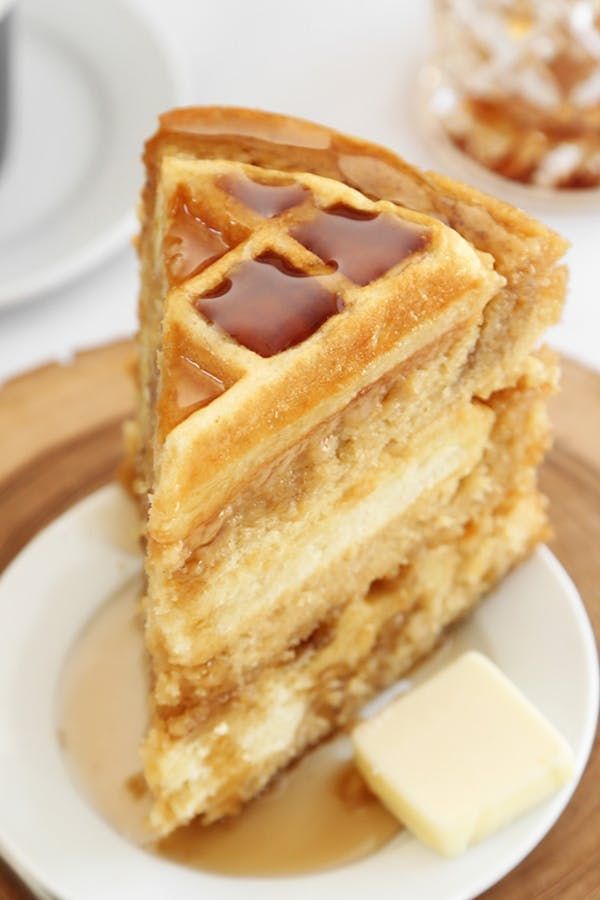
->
[[352, 651, 574, 857]]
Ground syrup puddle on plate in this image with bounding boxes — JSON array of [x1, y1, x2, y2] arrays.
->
[[58, 576, 494, 876], [57, 577, 399, 876]]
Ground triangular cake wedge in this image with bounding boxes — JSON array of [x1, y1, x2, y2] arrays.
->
[[130, 110, 566, 837]]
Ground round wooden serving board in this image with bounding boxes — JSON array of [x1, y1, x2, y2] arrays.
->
[[0, 342, 598, 900]]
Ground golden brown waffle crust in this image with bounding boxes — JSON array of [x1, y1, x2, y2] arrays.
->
[[150, 159, 503, 544]]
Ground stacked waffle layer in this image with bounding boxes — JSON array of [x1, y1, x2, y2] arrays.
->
[[129, 108, 567, 836]]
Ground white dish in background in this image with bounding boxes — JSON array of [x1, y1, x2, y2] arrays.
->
[[0, 484, 597, 900], [0, 0, 187, 308]]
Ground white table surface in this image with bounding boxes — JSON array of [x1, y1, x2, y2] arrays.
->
[[0, 0, 598, 384]]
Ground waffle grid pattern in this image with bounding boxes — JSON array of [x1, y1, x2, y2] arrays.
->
[[157, 159, 433, 437]]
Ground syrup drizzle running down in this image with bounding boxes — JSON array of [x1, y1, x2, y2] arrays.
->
[[220, 173, 309, 218], [292, 204, 429, 286], [58, 578, 400, 877], [164, 190, 232, 285], [195, 252, 343, 357]]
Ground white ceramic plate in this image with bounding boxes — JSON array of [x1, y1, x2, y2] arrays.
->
[[0, 0, 187, 308], [0, 484, 597, 900]]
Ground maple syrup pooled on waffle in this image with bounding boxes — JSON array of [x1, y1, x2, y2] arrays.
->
[[220, 172, 309, 217], [58, 580, 400, 876], [158, 353, 227, 433], [195, 251, 343, 357], [164, 189, 232, 285], [172, 355, 225, 412], [171, 354, 225, 416], [292, 205, 429, 286]]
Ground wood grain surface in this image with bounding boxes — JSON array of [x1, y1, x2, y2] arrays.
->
[[0, 342, 598, 900]]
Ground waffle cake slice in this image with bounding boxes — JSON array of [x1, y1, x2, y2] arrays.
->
[[131, 110, 567, 837]]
